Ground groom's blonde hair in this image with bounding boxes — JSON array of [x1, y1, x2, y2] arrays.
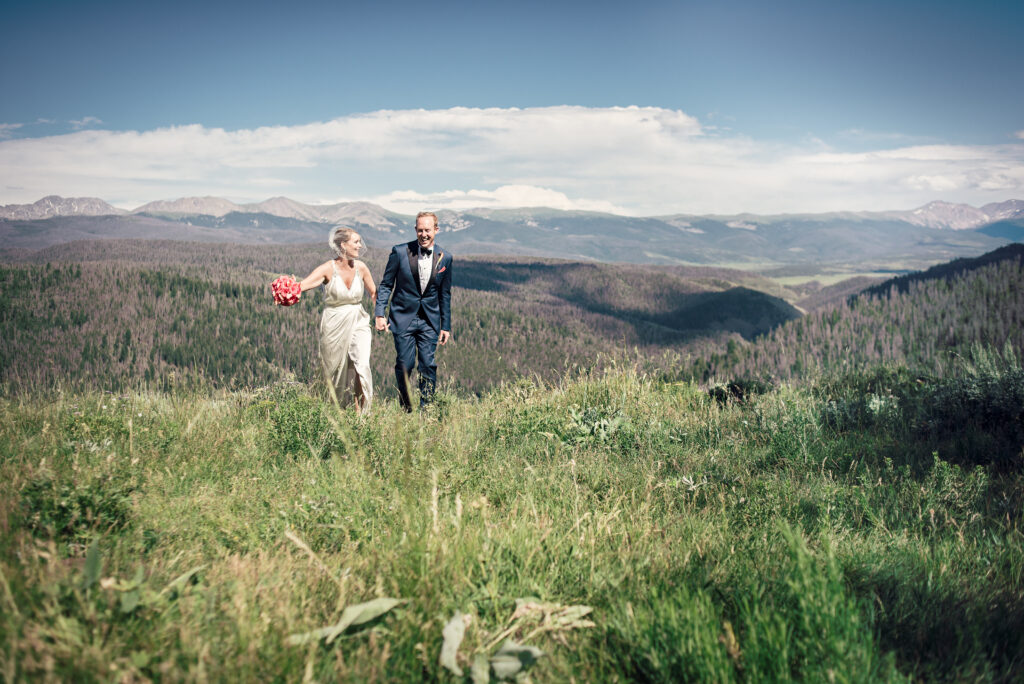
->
[[415, 211, 438, 229]]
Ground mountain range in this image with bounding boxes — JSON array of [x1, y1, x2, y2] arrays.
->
[[2, 195, 1022, 269], [0, 195, 409, 229]]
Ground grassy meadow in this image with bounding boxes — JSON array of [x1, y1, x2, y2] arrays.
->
[[3, 353, 1022, 681]]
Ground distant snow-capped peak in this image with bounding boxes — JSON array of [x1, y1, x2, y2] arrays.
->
[[902, 201, 991, 230], [980, 199, 1024, 222], [248, 196, 326, 221], [132, 196, 243, 217], [128, 195, 406, 230], [0, 195, 127, 220], [5, 194, 1024, 232]]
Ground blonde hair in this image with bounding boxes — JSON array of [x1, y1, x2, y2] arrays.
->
[[415, 211, 439, 229], [328, 226, 358, 257]]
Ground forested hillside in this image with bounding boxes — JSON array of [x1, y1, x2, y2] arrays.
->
[[4, 239, 1022, 396], [696, 244, 1024, 382], [0, 240, 799, 396]]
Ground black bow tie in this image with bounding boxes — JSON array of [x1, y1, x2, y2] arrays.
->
[[420, 247, 433, 257]]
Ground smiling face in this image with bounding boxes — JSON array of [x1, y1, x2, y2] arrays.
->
[[343, 232, 362, 258], [415, 215, 439, 250]]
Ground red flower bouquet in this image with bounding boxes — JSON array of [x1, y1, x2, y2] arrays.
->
[[271, 275, 301, 306]]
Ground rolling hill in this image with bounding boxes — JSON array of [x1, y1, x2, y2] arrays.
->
[[0, 240, 802, 396], [2, 195, 1021, 269], [695, 244, 1024, 382]]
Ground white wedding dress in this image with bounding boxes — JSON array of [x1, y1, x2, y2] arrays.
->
[[319, 261, 373, 410]]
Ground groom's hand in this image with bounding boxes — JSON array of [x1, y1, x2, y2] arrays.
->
[[438, 330, 451, 346], [375, 316, 389, 332]]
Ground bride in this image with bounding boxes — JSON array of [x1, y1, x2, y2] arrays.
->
[[294, 226, 376, 412]]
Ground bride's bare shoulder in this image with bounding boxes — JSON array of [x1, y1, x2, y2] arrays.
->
[[318, 260, 337, 279]]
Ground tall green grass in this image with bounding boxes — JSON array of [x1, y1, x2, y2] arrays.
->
[[2, 360, 1022, 681]]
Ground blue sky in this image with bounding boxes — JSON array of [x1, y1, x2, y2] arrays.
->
[[1, 0, 1022, 214]]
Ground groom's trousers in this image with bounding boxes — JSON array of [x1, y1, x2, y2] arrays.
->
[[392, 315, 438, 411]]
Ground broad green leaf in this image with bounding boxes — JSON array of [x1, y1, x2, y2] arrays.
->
[[284, 626, 335, 647], [56, 616, 86, 647], [508, 598, 595, 631], [285, 625, 336, 646], [510, 597, 542, 618], [120, 588, 141, 614], [128, 565, 145, 589], [470, 653, 490, 684], [489, 640, 544, 680], [439, 611, 466, 676], [159, 565, 205, 598], [551, 604, 595, 629], [287, 597, 406, 646], [324, 597, 406, 643], [109, 566, 147, 593], [83, 540, 101, 590]]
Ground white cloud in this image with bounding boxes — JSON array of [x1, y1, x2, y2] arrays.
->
[[367, 185, 627, 214], [836, 128, 930, 145], [0, 106, 1022, 214], [0, 123, 23, 139], [904, 174, 964, 193], [69, 116, 103, 130]]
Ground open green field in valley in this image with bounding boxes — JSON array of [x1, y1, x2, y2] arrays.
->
[[1, 242, 1023, 681]]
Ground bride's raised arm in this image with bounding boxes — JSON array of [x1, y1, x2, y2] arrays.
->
[[298, 261, 333, 293]]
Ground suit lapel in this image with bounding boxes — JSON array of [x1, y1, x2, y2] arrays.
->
[[428, 248, 442, 288], [405, 241, 418, 291]]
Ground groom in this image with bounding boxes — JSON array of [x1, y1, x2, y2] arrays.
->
[[375, 211, 453, 411]]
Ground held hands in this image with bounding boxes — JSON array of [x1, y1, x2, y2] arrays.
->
[[372, 316, 448, 344]]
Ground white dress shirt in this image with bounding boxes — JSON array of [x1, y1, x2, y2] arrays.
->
[[418, 248, 432, 292]]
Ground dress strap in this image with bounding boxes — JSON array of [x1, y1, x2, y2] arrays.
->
[[330, 259, 340, 280]]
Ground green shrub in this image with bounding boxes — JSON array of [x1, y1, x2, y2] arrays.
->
[[819, 392, 903, 433], [707, 377, 775, 406], [563, 404, 631, 446], [248, 384, 344, 459], [814, 365, 929, 433], [815, 349, 1024, 471], [911, 365, 1024, 470], [20, 471, 135, 542]]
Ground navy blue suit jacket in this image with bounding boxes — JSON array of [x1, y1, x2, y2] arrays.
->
[[375, 241, 452, 334]]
